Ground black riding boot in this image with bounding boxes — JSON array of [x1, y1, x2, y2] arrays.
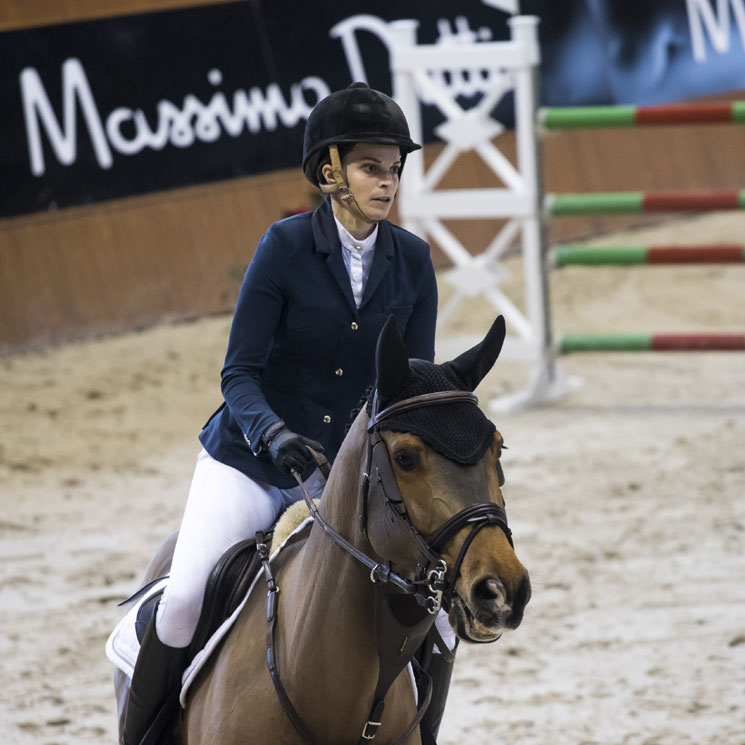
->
[[122, 618, 188, 745], [420, 649, 456, 745]]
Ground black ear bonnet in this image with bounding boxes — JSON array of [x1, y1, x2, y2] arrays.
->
[[367, 359, 496, 465]]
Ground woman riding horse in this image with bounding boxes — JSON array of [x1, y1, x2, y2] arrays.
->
[[122, 82, 448, 745]]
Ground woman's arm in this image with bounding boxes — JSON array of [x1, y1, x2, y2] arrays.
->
[[220, 226, 287, 451], [403, 255, 438, 363]]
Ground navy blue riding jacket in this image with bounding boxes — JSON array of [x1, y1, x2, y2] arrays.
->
[[199, 198, 438, 488]]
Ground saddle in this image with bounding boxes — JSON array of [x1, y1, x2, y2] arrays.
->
[[134, 494, 323, 658], [134, 537, 265, 662], [190, 537, 266, 659]]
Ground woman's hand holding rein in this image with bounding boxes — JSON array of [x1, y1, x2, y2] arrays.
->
[[264, 426, 325, 475]]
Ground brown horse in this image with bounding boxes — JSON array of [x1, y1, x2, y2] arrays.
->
[[114, 315, 530, 744]]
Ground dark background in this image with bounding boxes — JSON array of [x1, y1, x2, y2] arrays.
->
[[2, 0, 744, 217]]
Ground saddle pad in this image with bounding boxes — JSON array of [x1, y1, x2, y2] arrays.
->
[[104, 516, 315, 706], [105, 577, 169, 679]]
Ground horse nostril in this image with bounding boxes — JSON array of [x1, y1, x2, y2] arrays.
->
[[474, 578, 509, 612]]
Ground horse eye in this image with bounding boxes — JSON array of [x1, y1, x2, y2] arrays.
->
[[394, 451, 417, 471]]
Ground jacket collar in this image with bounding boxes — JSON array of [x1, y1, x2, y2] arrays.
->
[[311, 198, 395, 313], [311, 198, 394, 257]]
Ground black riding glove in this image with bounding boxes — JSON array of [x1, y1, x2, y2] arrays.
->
[[265, 427, 324, 475]]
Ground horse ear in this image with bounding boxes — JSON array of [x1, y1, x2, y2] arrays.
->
[[375, 316, 410, 400], [441, 315, 506, 392]]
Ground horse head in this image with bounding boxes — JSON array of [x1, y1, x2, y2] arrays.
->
[[363, 315, 530, 642]]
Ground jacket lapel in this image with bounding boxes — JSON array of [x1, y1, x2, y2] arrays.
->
[[359, 219, 394, 309], [326, 252, 358, 314], [312, 200, 358, 315], [311, 199, 396, 313]]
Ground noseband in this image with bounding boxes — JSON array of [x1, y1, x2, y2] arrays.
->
[[269, 387, 513, 745]]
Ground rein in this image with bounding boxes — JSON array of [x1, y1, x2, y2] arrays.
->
[[259, 387, 513, 744]]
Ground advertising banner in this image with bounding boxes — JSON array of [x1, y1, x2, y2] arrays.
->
[[2, 0, 745, 218]]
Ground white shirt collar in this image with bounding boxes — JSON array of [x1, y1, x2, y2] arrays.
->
[[334, 215, 378, 254]]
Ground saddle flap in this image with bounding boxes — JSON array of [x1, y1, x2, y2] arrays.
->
[[188, 538, 264, 660], [135, 590, 163, 644]]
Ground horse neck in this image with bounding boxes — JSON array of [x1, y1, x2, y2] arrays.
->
[[271, 413, 418, 739], [318, 409, 369, 537], [282, 410, 377, 653]]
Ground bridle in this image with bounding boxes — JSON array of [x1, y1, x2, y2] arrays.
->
[[259, 387, 513, 744], [362, 388, 512, 612]]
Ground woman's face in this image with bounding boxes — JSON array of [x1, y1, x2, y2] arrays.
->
[[340, 143, 402, 223]]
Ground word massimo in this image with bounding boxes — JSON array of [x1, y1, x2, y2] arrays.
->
[[17, 7, 740, 180], [20, 60, 330, 177], [19, 14, 500, 179]]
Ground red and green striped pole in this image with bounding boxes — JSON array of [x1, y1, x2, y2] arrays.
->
[[539, 102, 745, 130], [552, 244, 745, 267], [545, 190, 745, 216], [558, 333, 745, 354]]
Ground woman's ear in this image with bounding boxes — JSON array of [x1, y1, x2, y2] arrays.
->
[[320, 162, 335, 186]]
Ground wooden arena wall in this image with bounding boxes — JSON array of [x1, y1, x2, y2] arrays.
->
[[2, 1, 745, 352]]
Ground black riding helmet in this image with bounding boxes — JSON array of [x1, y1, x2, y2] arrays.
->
[[302, 82, 422, 187]]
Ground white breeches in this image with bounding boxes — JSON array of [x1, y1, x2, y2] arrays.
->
[[156, 448, 326, 648]]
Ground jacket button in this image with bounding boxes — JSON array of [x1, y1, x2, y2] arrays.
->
[[351, 322, 359, 330], [335, 368, 343, 376], [323, 415, 331, 423]]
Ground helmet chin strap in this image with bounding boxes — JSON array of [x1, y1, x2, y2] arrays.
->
[[318, 144, 378, 224]]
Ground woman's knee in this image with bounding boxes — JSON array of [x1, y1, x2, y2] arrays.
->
[[155, 584, 203, 648]]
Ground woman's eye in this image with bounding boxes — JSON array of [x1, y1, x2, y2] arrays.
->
[[394, 451, 417, 471]]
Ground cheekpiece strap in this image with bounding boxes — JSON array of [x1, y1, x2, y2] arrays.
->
[[318, 143, 346, 195], [318, 144, 375, 224]]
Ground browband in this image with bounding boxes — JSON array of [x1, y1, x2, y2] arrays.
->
[[368, 390, 479, 431]]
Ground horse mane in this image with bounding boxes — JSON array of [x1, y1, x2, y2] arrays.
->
[[345, 383, 375, 436], [321, 404, 371, 530]]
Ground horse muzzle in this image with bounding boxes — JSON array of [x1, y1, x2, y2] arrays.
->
[[450, 572, 531, 643]]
